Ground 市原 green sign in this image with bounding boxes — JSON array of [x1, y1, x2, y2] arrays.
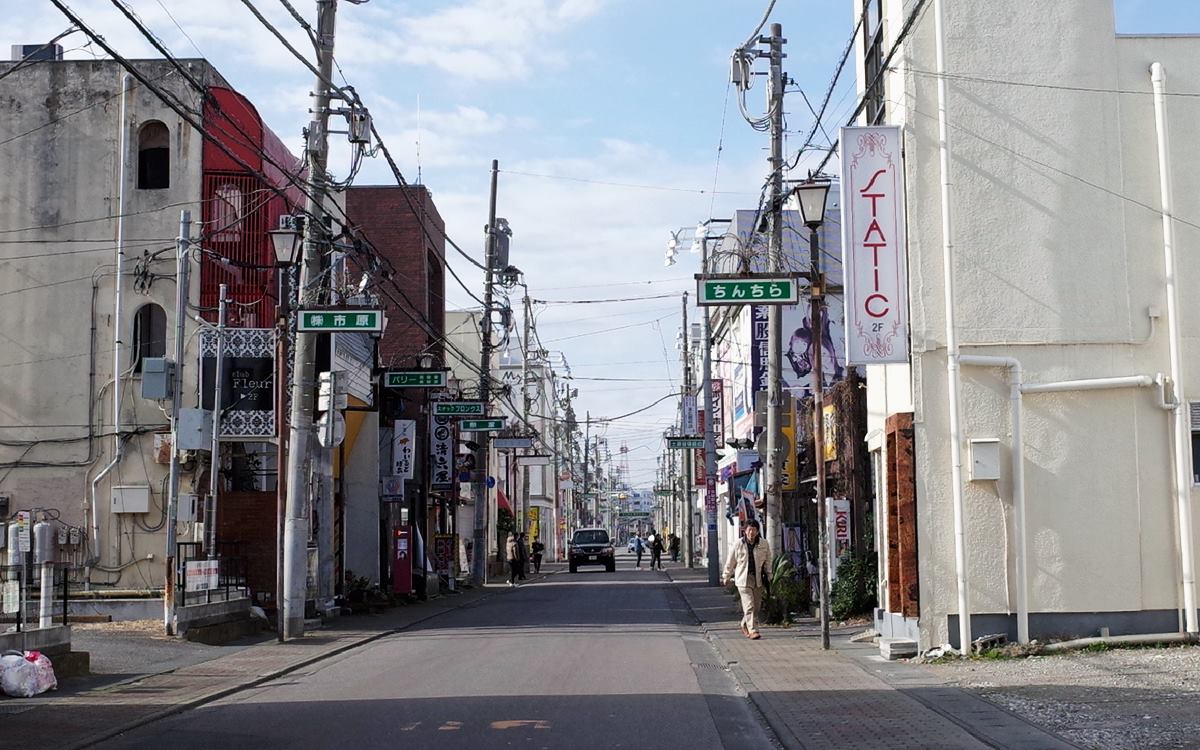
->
[[298, 309, 384, 331], [695, 276, 798, 306]]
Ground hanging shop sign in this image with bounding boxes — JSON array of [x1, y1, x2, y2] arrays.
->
[[200, 328, 276, 439], [429, 415, 455, 489], [393, 420, 416, 480], [839, 125, 910, 365]]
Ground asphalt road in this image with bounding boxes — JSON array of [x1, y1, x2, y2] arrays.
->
[[101, 557, 777, 750]]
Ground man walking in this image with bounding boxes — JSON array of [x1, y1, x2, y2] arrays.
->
[[668, 532, 680, 563], [649, 531, 665, 571], [516, 533, 529, 580], [722, 519, 771, 640], [506, 533, 521, 587], [530, 537, 545, 574], [631, 532, 645, 570]]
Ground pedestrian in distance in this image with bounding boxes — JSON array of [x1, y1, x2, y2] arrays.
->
[[668, 532, 680, 563], [649, 532, 665, 571], [722, 519, 771, 639], [516, 533, 529, 580], [530, 537, 545, 574], [631, 533, 645, 569], [506, 533, 521, 587]]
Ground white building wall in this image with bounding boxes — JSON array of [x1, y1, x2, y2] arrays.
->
[[858, 1, 1200, 647]]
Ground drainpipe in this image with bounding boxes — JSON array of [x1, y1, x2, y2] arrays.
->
[[959, 355, 1026, 643], [932, 0, 972, 654], [89, 73, 135, 570], [1150, 61, 1197, 634]]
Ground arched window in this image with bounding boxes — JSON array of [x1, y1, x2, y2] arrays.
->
[[137, 121, 170, 189], [131, 303, 167, 373], [212, 183, 244, 242]]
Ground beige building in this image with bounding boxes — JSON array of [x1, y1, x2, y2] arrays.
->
[[856, 1, 1200, 650]]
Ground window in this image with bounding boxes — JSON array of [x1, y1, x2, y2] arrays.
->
[[863, 0, 886, 124], [137, 121, 170, 189], [212, 183, 243, 242], [131, 303, 167, 373]]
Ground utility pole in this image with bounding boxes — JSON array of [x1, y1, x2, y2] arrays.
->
[[207, 285, 227, 557], [283, 0, 338, 640], [470, 160, 499, 586], [700, 239, 720, 584], [520, 293, 532, 533], [164, 210, 190, 635], [764, 22, 786, 554], [681, 292, 694, 567]]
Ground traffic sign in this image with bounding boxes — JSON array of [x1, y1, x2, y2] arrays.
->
[[695, 275, 798, 306], [298, 309, 384, 331], [460, 418, 505, 431], [493, 437, 534, 449], [317, 411, 345, 448], [432, 401, 485, 416], [385, 371, 446, 388], [667, 437, 704, 449]]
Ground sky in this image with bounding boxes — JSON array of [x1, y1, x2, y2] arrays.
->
[[13, 0, 1200, 486]]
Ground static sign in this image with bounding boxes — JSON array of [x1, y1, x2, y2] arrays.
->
[[840, 125, 910, 364], [667, 437, 704, 449], [185, 559, 219, 592], [493, 437, 534, 449], [200, 328, 276, 439], [298, 309, 383, 332], [517, 455, 551, 466], [429, 415, 454, 489], [696, 276, 799, 305], [460, 418, 505, 431], [386, 371, 447, 388]]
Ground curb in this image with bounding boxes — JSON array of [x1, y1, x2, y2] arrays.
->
[[63, 571, 560, 750]]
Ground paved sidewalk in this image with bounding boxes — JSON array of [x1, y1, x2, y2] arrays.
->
[[4, 566, 559, 750], [667, 566, 1081, 750]]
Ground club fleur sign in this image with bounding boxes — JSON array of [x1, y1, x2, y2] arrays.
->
[[839, 126, 910, 364]]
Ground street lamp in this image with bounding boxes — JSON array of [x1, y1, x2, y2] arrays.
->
[[269, 216, 304, 267], [792, 177, 833, 651]]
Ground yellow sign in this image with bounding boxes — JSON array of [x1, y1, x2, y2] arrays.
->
[[528, 506, 541, 541], [782, 399, 797, 491], [823, 404, 838, 462]]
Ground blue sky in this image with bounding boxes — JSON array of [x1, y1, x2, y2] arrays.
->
[[14, 1, 1200, 484]]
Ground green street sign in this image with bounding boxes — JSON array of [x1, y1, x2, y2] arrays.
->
[[695, 275, 798, 306], [385, 371, 446, 388], [460, 418, 505, 431], [432, 401, 485, 416], [667, 437, 704, 449], [298, 309, 384, 331]]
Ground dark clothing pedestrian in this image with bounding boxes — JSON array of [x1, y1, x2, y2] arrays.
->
[[631, 535, 645, 569], [668, 533, 680, 562], [531, 540, 545, 574], [505, 534, 521, 586], [649, 534, 665, 570], [516, 534, 529, 580]]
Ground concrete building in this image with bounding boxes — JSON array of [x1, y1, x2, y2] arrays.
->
[[854, 0, 1200, 649], [0, 53, 303, 603]]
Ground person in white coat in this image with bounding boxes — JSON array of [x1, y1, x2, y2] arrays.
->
[[721, 519, 771, 639]]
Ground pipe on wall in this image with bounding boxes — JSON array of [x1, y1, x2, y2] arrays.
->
[[1150, 61, 1198, 635]]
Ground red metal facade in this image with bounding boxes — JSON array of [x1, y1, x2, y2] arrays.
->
[[200, 87, 303, 327]]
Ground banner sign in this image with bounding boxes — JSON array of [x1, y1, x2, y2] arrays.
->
[[693, 410, 706, 487], [429, 415, 454, 489], [185, 559, 220, 592], [750, 306, 770, 393], [682, 394, 698, 435], [393, 420, 416, 479], [704, 475, 717, 530], [711, 378, 724, 448], [840, 125, 910, 364], [432, 533, 457, 576], [201, 328, 276, 438]]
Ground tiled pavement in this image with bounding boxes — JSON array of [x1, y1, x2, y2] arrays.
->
[[667, 566, 1083, 750]]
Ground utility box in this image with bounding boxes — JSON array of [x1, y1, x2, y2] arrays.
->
[[141, 357, 174, 400], [969, 439, 1001, 481], [177, 493, 198, 524], [177, 408, 214, 451], [112, 485, 151, 514]]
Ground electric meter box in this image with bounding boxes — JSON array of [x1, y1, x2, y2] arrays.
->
[[969, 439, 1001, 481], [141, 357, 174, 400], [112, 485, 151, 514]]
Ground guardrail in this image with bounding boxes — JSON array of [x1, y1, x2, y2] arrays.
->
[[175, 542, 249, 607]]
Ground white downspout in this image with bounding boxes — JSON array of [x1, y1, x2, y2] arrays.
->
[[932, 0, 972, 654], [90, 73, 135, 564], [1150, 62, 1198, 634]]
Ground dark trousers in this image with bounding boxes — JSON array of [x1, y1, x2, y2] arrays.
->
[[651, 550, 662, 569], [636, 550, 644, 567], [532, 554, 543, 573], [671, 547, 679, 562], [508, 560, 520, 584]]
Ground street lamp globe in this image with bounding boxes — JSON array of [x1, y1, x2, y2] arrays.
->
[[269, 221, 302, 266], [794, 180, 832, 228]]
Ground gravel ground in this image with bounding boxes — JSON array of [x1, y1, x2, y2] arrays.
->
[[927, 645, 1200, 749], [70, 619, 269, 678]]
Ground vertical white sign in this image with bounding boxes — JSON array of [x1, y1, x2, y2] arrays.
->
[[682, 394, 698, 435], [393, 419, 416, 480], [839, 125, 910, 365]]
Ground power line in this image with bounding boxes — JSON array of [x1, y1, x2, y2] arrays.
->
[[498, 168, 751, 196]]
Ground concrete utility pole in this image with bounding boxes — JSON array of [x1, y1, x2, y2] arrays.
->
[[700, 239, 720, 585], [681, 292, 694, 567], [283, 0, 338, 640], [520, 293, 532, 533], [764, 23, 786, 554], [164, 210, 191, 635], [470, 160, 499, 586], [208, 284, 228, 557]]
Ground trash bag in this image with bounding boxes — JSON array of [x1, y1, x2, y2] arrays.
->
[[1, 650, 57, 698]]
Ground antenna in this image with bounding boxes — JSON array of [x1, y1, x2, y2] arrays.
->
[[416, 93, 422, 184]]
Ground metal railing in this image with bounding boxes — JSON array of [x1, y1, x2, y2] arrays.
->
[[1, 563, 70, 632], [175, 542, 249, 607]]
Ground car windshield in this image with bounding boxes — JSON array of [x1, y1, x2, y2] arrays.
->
[[573, 530, 609, 545]]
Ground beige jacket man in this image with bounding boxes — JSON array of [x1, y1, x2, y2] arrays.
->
[[722, 524, 771, 638]]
